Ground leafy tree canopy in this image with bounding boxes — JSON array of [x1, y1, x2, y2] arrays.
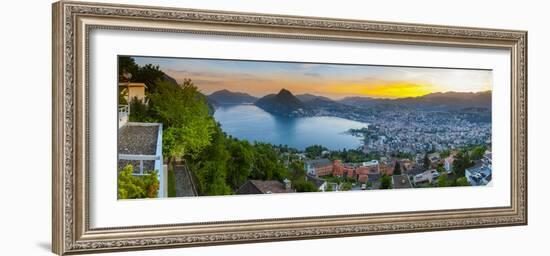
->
[[226, 139, 254, 190], [191, 125, 232, 196], [305, 145, 327, 159], [117, 165, 159, 199], [437, 173, 450, 187], [250, 142, 288, 181], [128, 97, 150, 122], [118, 56, 166, 94], [149, 79, 215, 161], [293, 180, 319, 192], [393, 161, 401, 175], [379, 174, 392, 189], [470, 145, 488, 161], [331, 149, 369, 163], [452, 151, 474, 177], [455, 177, 470, 186], [340, 182, 353, 191]]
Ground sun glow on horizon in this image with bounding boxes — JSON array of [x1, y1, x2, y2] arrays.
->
[[322, 81, 437, 99], [133, 56, 493, 99]]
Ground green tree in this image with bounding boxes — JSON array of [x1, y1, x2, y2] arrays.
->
[[379, 174, 392, 189], [167, 169, 176, 197], [118, 56, 139, 82], [393, 161, 401, 175], [226, 139, 254, 190], [470, 145, 487, 160], [363, 151, 380, 162], [149, 79, 215, 167], [293, 180, 318, 192], [455, 177, 470, 186], [117, 165, 159, 199], [289, 161, 306, 182], [392, 151, 413, 160], [191, 126, 232, 196], [437, 173, 450, 187], [200, 161, 233, 196], [133, 64, 166, 94], [331, 149, 370, 163], [440, 150, 451, 158], [118, 87, 129, 105], [305, 145, 327, 159], [452, 151, 474, 177], [251, 143, 287, 181], [128, 97, 149, 122], [366, 181, 373, 189], [118, 56, 173, 94], [436, 164, 446, 173], [340, 182, 353, 191]]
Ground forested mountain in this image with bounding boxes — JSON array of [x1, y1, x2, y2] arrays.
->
[[208, 89, 258, 105], [255, 89, 314, 117]]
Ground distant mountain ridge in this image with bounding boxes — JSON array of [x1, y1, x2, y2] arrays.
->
[[208, 88, 491, 118], [208, 89, 258, 105], [296, 94, 332, 103], [339, 91, 492, 111], [255, 89, 314, 117]]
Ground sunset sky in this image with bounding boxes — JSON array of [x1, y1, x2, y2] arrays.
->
[[133, 56, 492, 99]]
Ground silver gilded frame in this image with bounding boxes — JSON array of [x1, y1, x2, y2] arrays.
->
[[52, 1, 527, 255]]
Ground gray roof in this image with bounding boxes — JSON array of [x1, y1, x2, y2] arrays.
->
[[306, 174, 326, 188], [306, 158, 332, 168], [117, 122, 161, 171], [237, 180, 294, 194], [118, 124, 159, 155], [367, 173, 381, 181], [466, 164, 492, 186], [392, 175, 413, 189]]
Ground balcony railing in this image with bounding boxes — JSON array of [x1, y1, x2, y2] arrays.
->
[[118, 105, 129, 128], [118, 122, 165, 198], [118, 154, 160, 175]]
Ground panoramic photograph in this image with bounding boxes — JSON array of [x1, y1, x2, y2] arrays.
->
[[117, 56, 493, 199]]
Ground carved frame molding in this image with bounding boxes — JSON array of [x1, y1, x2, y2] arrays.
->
[[52, 1, 527, 255]]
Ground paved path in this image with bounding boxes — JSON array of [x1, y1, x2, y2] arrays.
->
[[174, 165, 197, 197]]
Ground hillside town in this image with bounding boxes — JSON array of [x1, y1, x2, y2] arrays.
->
[[116, 56, 493, 199], [230, 142, 493, 195], [298, 145, 492, 192]]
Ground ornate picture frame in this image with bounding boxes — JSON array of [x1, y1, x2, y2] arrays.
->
[[52, 1, 527, 255]]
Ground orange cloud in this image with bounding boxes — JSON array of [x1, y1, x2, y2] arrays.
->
[[323, 81, 436, 99]]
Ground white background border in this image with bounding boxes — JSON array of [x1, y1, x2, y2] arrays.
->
[[89, 29, 511, 228]]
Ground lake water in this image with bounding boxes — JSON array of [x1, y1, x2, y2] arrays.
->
[[213, 104, 368, 150]]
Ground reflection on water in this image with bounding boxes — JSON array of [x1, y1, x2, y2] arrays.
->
[[213, 105, 368, 150]]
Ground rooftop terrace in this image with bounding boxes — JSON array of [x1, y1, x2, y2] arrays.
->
[[117, 122, 161, 173]]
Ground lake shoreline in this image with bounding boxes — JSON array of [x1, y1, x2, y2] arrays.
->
[[212, 104, 369, 151]]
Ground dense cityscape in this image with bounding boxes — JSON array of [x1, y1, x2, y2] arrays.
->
[[351, 109, 491, 155]]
